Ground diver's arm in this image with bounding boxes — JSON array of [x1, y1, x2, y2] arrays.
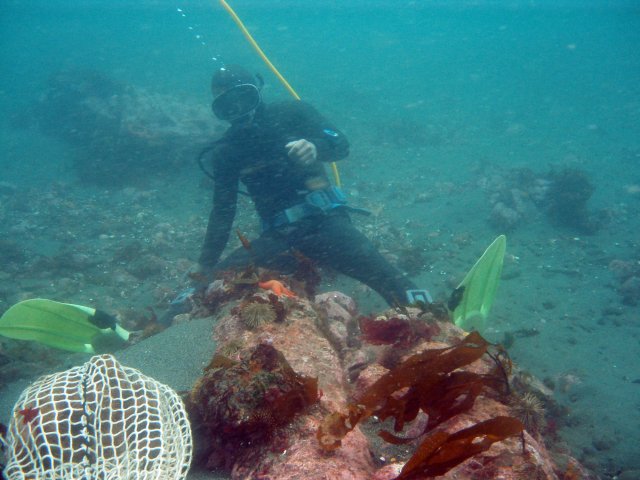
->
[[291, 102, 349, 163], [198, 170, 238, 269]]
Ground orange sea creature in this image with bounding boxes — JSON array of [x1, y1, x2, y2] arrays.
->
[[258, 280, 296, 298]]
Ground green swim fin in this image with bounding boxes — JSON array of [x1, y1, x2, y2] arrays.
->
[[449, 235, 507, 333], [0, 298, 130, 353]]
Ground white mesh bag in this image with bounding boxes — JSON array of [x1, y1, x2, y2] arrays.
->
[[1, 354, 192, 480]]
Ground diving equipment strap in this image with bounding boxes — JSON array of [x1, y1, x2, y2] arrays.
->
[[261, 186, 370, 231]]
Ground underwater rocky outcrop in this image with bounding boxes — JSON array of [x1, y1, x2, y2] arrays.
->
[[545, 168, 602, 234], [26, 69, 221, 186], [187, 279, 374, 479], [182, 272, 596, 480], [481, 166, 604, 234], [609, 258, 640, 306]]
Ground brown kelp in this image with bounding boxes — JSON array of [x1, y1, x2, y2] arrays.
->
[[317, 331, 523, 478]]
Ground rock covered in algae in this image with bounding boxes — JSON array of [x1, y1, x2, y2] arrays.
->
[[188, 291, 375, 479], [187, 289, 595, 480], [187, 343, 318, 470]]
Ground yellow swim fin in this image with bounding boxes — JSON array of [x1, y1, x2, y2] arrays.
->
[[449, 235, 507, 333], [0, 298, 129, 353]]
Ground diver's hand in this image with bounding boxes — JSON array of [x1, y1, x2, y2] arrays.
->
[[286, 139, 317, 165]]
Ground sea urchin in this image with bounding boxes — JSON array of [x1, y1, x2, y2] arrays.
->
[[239, 301, 276, 329], [511, 392, 547, 433]]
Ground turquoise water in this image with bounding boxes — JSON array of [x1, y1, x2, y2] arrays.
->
[[1, 1, 639, 477], [2, 2, 639, 187]]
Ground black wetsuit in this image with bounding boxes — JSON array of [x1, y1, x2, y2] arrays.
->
[[199, 100, 416, 305]]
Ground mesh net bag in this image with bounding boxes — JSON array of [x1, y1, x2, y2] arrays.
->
[[1, 354, 192, 480]]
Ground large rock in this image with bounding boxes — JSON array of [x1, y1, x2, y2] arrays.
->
[[32, 69, 222, 185], [188, 288, 374, 479], [185, 284, 596, 480]]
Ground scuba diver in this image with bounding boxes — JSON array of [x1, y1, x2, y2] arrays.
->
[[195, 64, 430, 307]]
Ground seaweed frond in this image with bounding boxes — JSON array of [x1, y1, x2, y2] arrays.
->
[[317, 331, 523, 477]]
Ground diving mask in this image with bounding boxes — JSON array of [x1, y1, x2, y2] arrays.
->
[[211, 83, 261, 122]]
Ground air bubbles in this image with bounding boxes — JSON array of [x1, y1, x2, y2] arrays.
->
[[176, 6, 210, 49], [175, 5, 222, 65]]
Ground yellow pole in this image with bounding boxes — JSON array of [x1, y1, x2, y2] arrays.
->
[[218, 0, 300, 100], [218, 0, 341, 187]]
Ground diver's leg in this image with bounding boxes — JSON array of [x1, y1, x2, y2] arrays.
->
[[213, 229, 298, 274], [295, 213, 416, 305], [162, 231, 295, 325]]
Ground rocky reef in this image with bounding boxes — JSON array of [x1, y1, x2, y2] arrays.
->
[[545, 168, 601, 234], [481, 166, 604, 234], [24, 69, 221, 185], [181, 272, 596, 480], [609, 258, 640, 306]]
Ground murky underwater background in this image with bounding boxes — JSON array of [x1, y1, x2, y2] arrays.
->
[[1, 0, 639, 477]]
